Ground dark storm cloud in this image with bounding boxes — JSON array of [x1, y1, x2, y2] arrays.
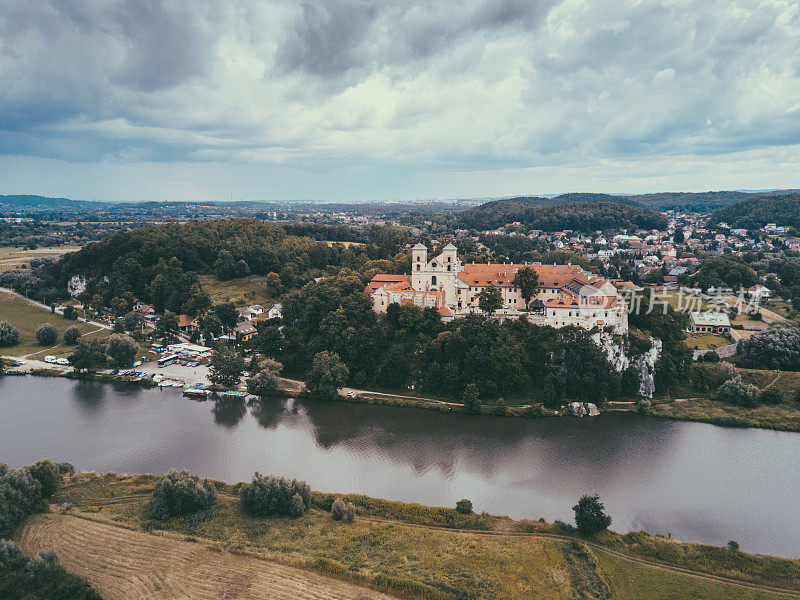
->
[[275, 0, 556, 78]]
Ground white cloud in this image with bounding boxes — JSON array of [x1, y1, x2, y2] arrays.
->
[[0, 0, 799, 200]]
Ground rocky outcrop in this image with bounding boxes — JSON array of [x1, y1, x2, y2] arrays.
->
[[591, 332, 662, 398], [66, 274, 86, 297]]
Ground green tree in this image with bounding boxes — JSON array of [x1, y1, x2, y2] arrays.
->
[[240, 473, 311, 518], [477, 284, 503, 315], [246, 359, 283, 396], [0, 322, 19, 347], [155, 311, 179, 340], [213, 250, 237, 280], [573, 494, 612, 537], [514, 266, 539, 307], [306, 351, 349, 399], [68, 339, 107, 373], [106, 333, 139, 367], [63, 326, 81, 345], [208, 346, 245, 388], [462, 383, 481, 413], [35, 323, 58, 346]]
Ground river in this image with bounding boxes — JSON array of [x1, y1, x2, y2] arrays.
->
[[1, 375, 798, 557]]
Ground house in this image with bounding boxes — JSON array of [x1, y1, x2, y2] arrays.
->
[[234, 320, 258, 342], [689, 312, 731, 334], [748, 284, 772, 300], [177, 314, 199, 333], [267, 303, 283, 320]]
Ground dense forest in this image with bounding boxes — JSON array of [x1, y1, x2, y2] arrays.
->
[[252, 270, 689, 404], [1, 219, 409, 315], [450, 200, 667, 232], [708, 193, 800, 229]]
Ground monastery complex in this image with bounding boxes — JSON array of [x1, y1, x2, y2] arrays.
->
[[366, 243, 629, 334]]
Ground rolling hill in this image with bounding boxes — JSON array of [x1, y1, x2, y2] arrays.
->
[[708, 193, 800, 229]]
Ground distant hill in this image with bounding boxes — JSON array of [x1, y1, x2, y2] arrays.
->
[[627, 190, 799, 211], [708, 193, 800, 229], [0, 195, 103, 210], [452, 200, 667, 232]]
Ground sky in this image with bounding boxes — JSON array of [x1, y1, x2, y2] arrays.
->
[[1, 0, 799, 203]]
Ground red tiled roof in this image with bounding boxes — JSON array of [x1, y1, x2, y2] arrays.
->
[[365, 274, 411, 293], [177, 314, 198, 328]]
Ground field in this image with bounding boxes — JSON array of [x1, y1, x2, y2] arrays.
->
[[18, 513, 396, 600], [198, 274, 276, 308], [0, 244, 81, 272], [27, 472, 800, 600], [0, 291, 109, 358]]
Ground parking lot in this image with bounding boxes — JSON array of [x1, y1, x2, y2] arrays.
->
[[137, 358, 212, 388]]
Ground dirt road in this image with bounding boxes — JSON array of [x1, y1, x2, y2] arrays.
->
[[18, 512, 395, 600]]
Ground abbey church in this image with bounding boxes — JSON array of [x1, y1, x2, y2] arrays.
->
[[365, 243, 628, 334]]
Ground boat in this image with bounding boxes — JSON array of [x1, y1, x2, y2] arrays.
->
[[220, 390, 248, 398], [183, 388, 210, 398]]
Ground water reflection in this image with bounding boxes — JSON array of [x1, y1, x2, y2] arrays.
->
[[211, 397, 247, 429], [2, 376, 800, 558]]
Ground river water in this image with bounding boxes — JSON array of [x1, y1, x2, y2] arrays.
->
[[1, 375, 798, 557]]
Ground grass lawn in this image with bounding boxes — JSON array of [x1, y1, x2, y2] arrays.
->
[[684, 332, 730, 350], [198, 273, 277, 308], [50, 472, 800, 600], [0, 292, 109, 358], [0, 245, 81, 272]]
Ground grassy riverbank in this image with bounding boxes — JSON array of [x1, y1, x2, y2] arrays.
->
[[40, 471, 800, 600]]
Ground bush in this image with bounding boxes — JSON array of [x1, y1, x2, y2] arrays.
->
[[0, 467, 43, 537], [330, 498, 356, 523], [239, 473, 311, 518], [63, 326, 81, 345], [739, 323, 800, 370], [151, 470, 217, 520], [455, 499, 473, 514], [0, 322, 19, 347], [703, 351, 720, 363], [462, 383, 481, 413], [727, 540, 740, 552], [573, 494, 612, 537], [35, 323, 58, 346], [717, 377, 760, 407], [637, 399, 651, 415], [0, 542, 101, 600], [25, 459, 62, 498]]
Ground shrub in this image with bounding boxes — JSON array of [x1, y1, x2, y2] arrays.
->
[[330, 498, 356, 523], [0, 467, 43, 537], [718, 377, 760, 407], [0, 322, 19, 347], [727, 540, 740, 551], [63, 326, 81, 345], [151, 470, 217, 520], [239, 473, 311, 518], [0, 542, 101, 600], [739, 323, 800, 370], [25, 459, 62, 498], [455, 499, 473, 514], [637, 399, 651, 415], [35, 323, 58, 346], [703, 351, 720, 363], [573, 494, 612, 537]]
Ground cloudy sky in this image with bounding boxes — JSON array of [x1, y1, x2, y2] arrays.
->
[[1, 0, 799, 202]]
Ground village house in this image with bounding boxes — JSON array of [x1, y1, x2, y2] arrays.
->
[[234, 320, 258, 342], [366, 244, 628, 333], [689, 312, 731, 335]]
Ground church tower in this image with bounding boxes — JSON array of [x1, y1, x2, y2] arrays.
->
[[411, 243, 427, 290]]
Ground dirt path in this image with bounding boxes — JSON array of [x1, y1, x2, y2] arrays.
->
[[17, 513, 395, 600]]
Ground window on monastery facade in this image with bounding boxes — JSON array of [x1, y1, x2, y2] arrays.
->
[[431, 275, 437, 285], [447, 265, 451, 271], [416, 265, 420, 271]]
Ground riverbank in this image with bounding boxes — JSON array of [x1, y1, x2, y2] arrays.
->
[[37, 471, 800, 600]]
